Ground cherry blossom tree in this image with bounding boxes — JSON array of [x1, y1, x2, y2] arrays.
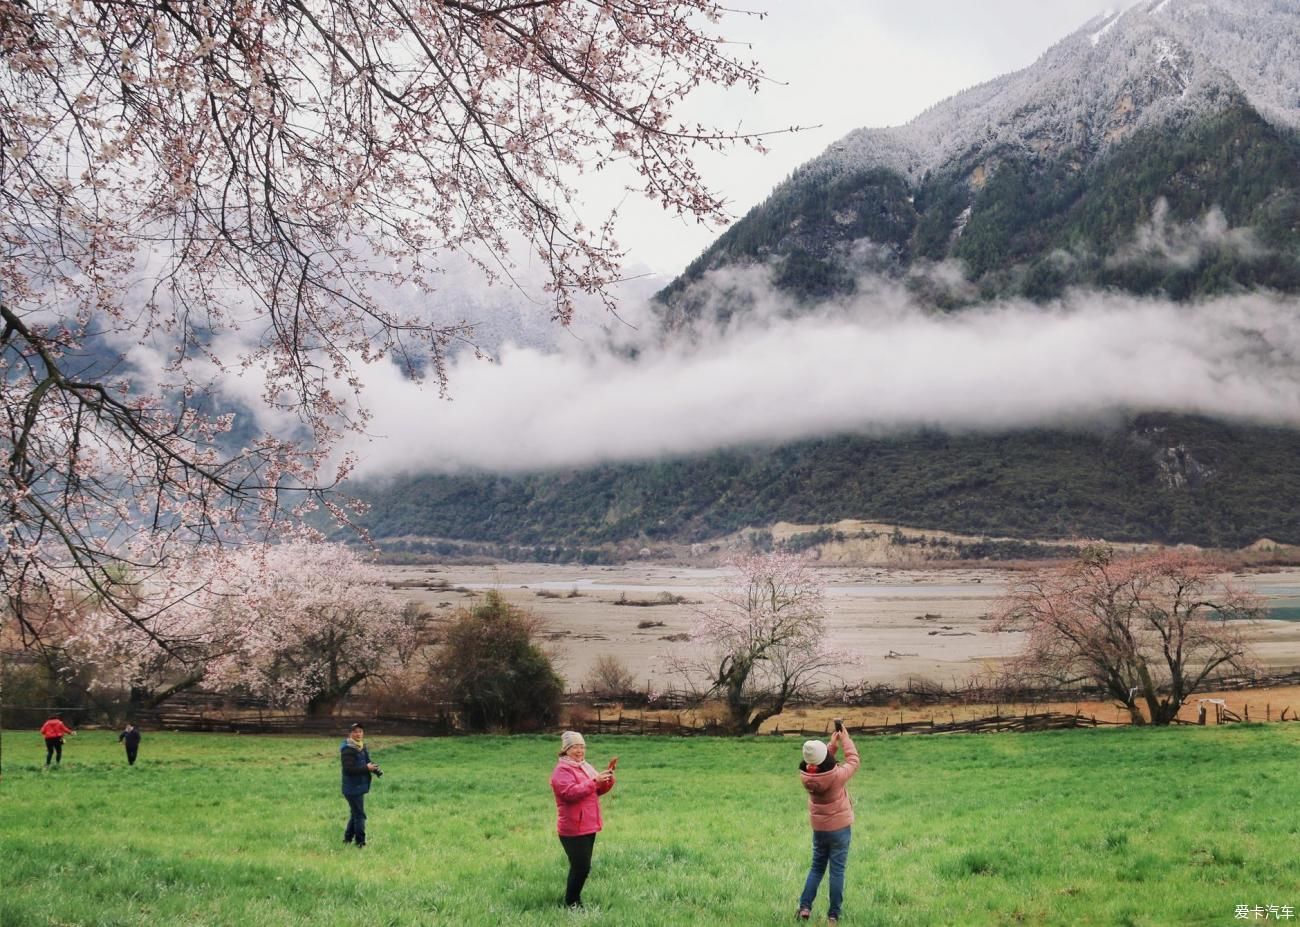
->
[[16, 542, 412, 718], [992, 546, 1262, 725], [57, 552, 244, 711], [0, 553, 240, 762], [205, 542, 416, 715], [0, 2, 782, 643], [671, 551, 839, 733]]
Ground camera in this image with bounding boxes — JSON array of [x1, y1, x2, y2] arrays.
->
[[833, 718, 844, 732], [371, 765, 383, 778]]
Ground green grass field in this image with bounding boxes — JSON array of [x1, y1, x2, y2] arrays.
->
[[1, 725, 1296, 926]]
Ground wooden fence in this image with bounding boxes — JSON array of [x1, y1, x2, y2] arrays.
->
[[15, 667, 1300, 737], [574, 707, 1119, 738]]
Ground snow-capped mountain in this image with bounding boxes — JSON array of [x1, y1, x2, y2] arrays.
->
[[662, 0, 1300, 312], [824, 0, 1300, 183]]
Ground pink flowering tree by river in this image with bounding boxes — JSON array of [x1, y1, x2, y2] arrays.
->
[[203, 543, 416, 716], [672, 552, 840, 734], [992, 546, 1262, 725]]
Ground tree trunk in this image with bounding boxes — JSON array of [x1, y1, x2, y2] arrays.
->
[[745, 695, 789, 734], [305, 671, 369, 718], [306, 691, 342, 718], [130, 673, 204, 712], [1151, 699, 1181, 726]]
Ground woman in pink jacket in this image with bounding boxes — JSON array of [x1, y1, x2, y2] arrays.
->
[[797, 725, 860, 925], [550, 730, 616, 909]]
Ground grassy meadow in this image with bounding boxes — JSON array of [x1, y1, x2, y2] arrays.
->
[[1, 725, 1297, 926]]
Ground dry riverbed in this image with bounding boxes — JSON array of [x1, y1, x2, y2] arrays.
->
[[384, 562, 1300, 693]]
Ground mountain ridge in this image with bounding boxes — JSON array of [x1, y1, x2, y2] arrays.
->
[[659, 0, 1300, 312]]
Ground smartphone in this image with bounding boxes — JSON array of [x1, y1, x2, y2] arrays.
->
[[833, 719, 844, 732], [606, 756, 619, 771]]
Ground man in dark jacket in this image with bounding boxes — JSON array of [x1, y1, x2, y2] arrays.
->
[[340, 722, 378, 848], [118, 722, 142, 765]]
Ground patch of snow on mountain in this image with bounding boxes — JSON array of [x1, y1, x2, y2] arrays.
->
[[1090, 11, 1121, 46], [952, 206, 973, 240], [801, 0, 1300, 184]]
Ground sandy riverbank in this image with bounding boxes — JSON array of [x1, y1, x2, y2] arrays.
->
[[383, 562, 1300, 692]]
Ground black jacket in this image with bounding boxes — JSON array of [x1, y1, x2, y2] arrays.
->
[[340, 741, 372, 797]]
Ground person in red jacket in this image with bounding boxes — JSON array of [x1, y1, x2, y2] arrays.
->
[[549, 730, 615, 909], [796, 724, 860, 925], [40, 716, 75, 767]]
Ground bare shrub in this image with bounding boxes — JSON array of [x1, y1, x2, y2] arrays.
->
[[585, 655, 638, 698]]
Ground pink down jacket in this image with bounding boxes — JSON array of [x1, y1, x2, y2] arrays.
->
[[800, 733, 861, 832], [550, 758, 614, 837]]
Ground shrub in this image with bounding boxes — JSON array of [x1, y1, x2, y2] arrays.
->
[[585, 654, 637, 698], [429, 591, 563, 732]]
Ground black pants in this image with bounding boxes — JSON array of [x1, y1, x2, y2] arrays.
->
[[559, 833, 596, 907], [343, 793, 367, 845], [44, 738, 62, 766], [125, 745, 138, 765]]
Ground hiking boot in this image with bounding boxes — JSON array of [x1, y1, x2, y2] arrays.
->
[[797, 908, 810, 921]]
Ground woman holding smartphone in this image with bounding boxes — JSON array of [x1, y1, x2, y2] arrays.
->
[[550, 730, 616, 909], [796, 720, 860, 925]]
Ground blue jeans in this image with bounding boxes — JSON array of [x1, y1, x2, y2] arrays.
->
[[799, 826, 851, 917]]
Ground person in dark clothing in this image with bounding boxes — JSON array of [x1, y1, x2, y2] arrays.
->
[[340, 722, 378, 848], [118, 723, 142, 765]]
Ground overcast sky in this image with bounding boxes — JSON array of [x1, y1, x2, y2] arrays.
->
[[600, 1, 1141, 278]]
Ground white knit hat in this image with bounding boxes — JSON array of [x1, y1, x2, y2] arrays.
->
[[802, 739, 827, 766], [560, 730, 586, 753]]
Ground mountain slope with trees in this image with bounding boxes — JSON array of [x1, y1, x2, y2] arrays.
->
[[356, 414, 1300, 552]]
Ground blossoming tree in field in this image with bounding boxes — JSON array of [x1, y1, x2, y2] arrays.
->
[[58, 552, 243, 711], [0, 1, 780, 643], [47, 542, 412, 716], [992, 546, 1261, 725], [205, 542, 416, 716], [672, 551, 840, 733]]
